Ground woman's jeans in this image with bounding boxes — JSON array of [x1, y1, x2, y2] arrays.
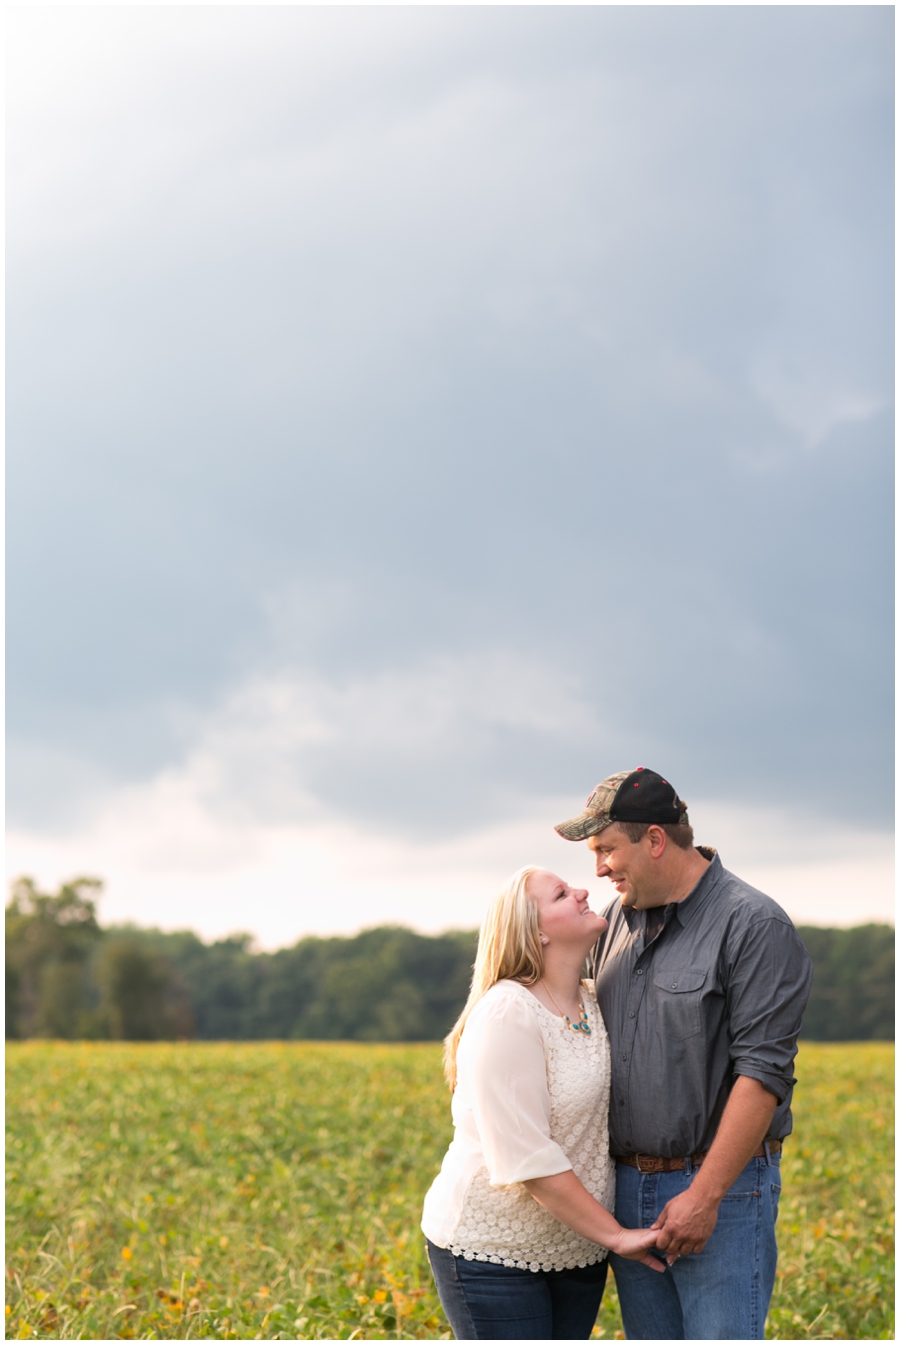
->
[[609, 1151, 782, 1340], [426, 1238, 608, 1340]]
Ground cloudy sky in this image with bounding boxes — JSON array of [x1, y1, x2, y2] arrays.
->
[[7, 5, 893, 946]]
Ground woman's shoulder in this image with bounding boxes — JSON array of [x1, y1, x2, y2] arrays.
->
[[467, 979, 543, 1025], [475, 978, 538, 1006]]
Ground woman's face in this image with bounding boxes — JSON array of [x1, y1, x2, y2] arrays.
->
[[528, 870, 608, 948]]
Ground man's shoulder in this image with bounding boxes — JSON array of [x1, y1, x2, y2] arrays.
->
[[712, 862, 795, 928]]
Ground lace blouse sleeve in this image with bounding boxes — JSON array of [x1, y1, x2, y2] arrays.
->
[[458, 988, 573, 1187]]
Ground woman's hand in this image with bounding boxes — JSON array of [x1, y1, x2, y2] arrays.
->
[[609, 1226, 669, 1272], [523, 1171, 670, 1272]]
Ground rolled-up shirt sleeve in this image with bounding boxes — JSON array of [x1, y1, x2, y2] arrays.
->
[[725, 917, 814, 1102], [457, 992, 573, 1186]]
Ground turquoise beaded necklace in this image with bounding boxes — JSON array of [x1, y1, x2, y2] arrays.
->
[[542, 983, 592, 1035]]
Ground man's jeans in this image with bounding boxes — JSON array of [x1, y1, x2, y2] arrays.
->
[[609, 1152, 781, 1340]]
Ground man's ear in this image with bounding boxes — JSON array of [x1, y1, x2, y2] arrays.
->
[[645, 825, 668, 858]]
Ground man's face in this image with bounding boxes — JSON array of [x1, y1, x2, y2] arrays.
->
[[586, 824, 664, 910]]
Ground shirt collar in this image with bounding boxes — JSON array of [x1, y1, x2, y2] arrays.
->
[[617, 847, 722, 934], [672, 847, 722, 927]]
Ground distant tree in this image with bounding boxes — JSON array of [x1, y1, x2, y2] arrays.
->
[[6, 958, 21, 1041], [37, 960, 97, 1039], [279, 926, 477, 1042], [110, 929, 261, 1039], [5, 876, 103, 1038], [798, 924, 894, 1041], [94, 936, 194, 1041], [114, 923, 478, 1042], [8, 874, 890, 1044]]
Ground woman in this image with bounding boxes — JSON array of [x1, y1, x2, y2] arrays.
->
[[422, 865, 665, 1340]]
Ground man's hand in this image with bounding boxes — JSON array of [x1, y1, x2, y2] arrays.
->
[[651, 1187, 720, 1257], [651, 1077, 778, 1258]]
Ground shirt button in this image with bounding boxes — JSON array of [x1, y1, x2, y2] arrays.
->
[[621, 1054, 627, 1061], [636, 968, 643, 976], [671, 983, 678, 989], [629, 1012, 635, 1018]]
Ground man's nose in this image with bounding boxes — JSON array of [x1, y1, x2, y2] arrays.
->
[[594, 858, 610, 877]]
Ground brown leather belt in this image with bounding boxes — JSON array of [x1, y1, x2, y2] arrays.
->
[[616, 1140, 781, 1173]]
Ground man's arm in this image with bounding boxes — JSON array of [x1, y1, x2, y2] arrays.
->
[[652, 911, 812, 1259], [651, 1075, 777, 1257]]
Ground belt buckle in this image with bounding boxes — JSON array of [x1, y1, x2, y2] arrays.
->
[[634, 1153, 646, 1173]]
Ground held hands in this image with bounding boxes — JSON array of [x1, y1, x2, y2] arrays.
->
[[609, 1226, 670, 1273], [651, 1188, 720, 1257]]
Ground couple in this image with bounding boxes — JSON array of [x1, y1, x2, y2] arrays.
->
[[421, 768, 813, 1340]]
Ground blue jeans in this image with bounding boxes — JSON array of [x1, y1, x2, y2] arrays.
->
[[426, 1238, 608, 1340], [609, 1152, 782, 1339]]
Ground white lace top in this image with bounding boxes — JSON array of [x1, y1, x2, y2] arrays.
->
[[421, 979, 615, 1272]]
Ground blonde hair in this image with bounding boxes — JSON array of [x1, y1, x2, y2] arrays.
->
[[443, 865, 545, 1090]]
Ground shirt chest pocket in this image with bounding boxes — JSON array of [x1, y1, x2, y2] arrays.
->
[[652, 969, 707, 1040]]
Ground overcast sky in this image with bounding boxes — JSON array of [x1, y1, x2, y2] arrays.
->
[[7, 5, 894, 945]]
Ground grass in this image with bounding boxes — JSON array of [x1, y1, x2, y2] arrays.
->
[[5, 1040, 893, 1340]]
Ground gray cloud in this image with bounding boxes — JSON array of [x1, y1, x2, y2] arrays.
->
[[8, 6, 893, 842]]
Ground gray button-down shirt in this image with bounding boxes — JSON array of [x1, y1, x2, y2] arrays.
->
[[590, 848, 813, 1158]]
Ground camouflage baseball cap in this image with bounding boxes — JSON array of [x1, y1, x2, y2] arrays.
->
[[554, 768, 689, 841]]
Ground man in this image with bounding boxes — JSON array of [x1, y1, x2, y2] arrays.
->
[[554, 767, 812, 1340]]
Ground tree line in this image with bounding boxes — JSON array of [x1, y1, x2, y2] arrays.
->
[[5, 876, 894, 1043]]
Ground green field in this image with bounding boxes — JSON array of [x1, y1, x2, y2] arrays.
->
[[5, 1041, 893, 1340]]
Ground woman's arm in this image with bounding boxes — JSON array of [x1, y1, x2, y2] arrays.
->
[[524, 1171, 667, 1271], [463, 992, 664, 1270], [461, 993, 576, 1185]]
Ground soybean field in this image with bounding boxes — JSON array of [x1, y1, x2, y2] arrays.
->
[[5, 1041, 893, 1340]]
